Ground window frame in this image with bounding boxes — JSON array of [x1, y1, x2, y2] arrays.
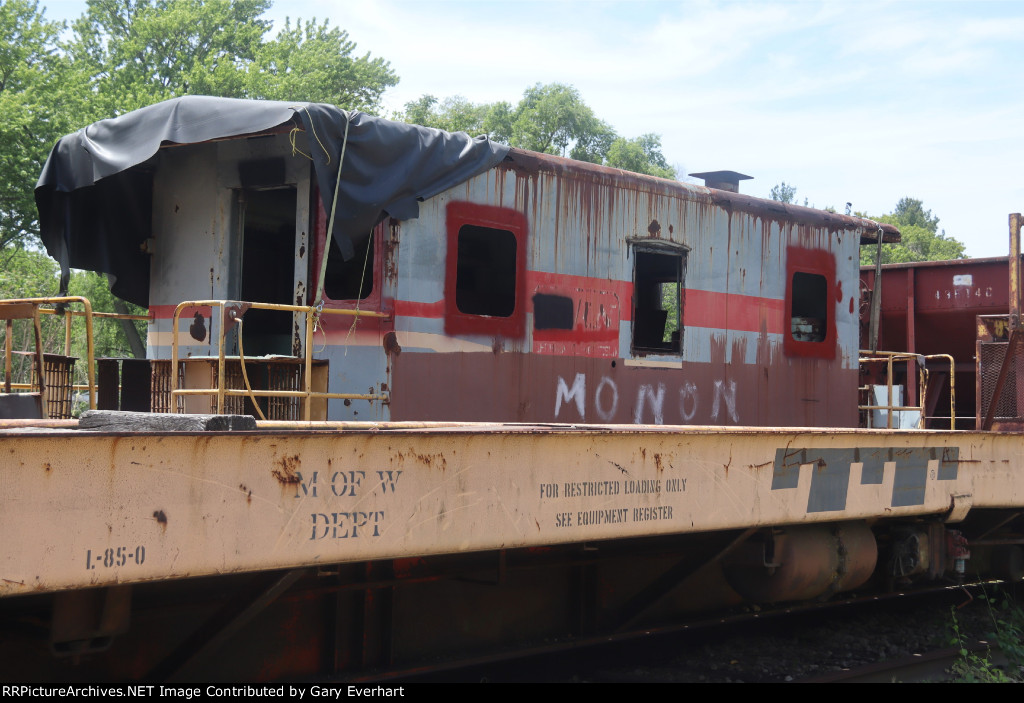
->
[[444, 202, 527, 338], [783, 246, 837, 359], [311, 192, 384, 310], [629, 241, 687, 356]]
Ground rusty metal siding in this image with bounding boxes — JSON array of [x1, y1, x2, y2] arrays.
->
[[138, 132, 865, 427], [147, 133, 313, 361], [147, 143, 224, 359], [388, 155, 862, 426]]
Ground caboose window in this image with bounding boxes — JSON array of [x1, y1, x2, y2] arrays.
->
[[790, 272, 827, 343], [455, 225, 517, 317], [632, 250, 684, 354], [324, 232, 374, 301], [444, 202, 526, 339], [783, 247, 836, 359]]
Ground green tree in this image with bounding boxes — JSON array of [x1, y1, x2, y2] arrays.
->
[[0, 1, 80, 250], [0, 249, 147, 382], [398, 83, 676, 179], [400, 94, 489, 135], [248, 17, 397, 110], [2, 0, 399, 363], [606, 134, 675, 179], [68, 1, 397, 118], [508, 83, 609, 156], [890, 196, 940, 233], [860, 197, 967, 265], [769, 182, 798, 204], [69, 0, 273, 116]]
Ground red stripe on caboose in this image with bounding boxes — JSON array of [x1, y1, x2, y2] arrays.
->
[[684, 289, 785, 335], [150, 279, 786, 336], [149, 304, 210, 320]]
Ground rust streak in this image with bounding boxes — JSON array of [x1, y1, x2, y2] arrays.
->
[[603, 457, 630, 476], [383, 331, 401, 356], [189, 313, 207, 342], [272, 455, 302, 484]]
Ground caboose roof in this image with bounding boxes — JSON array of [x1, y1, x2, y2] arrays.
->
[[35, 96, 509, 305], [34, 96, 898, 307]]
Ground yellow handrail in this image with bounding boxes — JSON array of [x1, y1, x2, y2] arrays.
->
[[858, 351, 956, 430], [0, 297, 99, 410], [170, 300, 390, 421]]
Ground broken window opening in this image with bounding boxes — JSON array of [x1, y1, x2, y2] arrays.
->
[[790, 271, 828, 343], [324, 232, 374, 301], [632, 250, 685, 354], [455, 225, 517, 317]]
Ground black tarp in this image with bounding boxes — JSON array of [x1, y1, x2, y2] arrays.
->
[[35, 96, 510, 306]]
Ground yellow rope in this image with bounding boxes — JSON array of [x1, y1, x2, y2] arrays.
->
[[234, 317, 267, 421], [342, 234, 374, 354], [289, 106, 333, 164]]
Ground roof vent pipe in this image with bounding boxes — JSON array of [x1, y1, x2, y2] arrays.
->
[[688, 170, 753, 193]]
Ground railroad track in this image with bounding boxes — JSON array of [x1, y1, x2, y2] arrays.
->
[[388, 585, 1018, 683]]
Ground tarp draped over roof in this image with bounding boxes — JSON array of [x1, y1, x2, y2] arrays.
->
[[35, 96, 510, 306]]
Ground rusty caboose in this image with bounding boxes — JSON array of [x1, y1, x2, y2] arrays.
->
[[35, 96, 896, 428], [5, 97, 1024, 681]]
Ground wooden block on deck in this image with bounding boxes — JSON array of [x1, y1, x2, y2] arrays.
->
[[79, 410, 257, 432]]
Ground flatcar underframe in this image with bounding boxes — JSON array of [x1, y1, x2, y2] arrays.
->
[[2, 418, 1023, 681]]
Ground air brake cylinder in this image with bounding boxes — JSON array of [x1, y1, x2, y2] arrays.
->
[[888, 526, 972, 583], [721, 522, 877, 603]]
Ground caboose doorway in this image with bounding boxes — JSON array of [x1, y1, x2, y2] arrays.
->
[[238, 187, 297, 357]]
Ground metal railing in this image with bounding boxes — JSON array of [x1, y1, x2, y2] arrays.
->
[[170, 300, 390, 421], [2, 296, 150, 417], [1, 297, 101, 412], [859, 351, 956, 430]]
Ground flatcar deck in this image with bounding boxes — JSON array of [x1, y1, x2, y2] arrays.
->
[[2, 416, 1018, 598]]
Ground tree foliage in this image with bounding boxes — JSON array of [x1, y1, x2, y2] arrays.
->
[[250, 18, 397, 108], [69, 0, 271, 115], [769, 182, 798, 204], [606, 134, 675, 179], [887, 196, 941, 233], [768, 181, 812, 207], [2, 0, 397, 251], [860, 197, 967, 265], [0, 249, 145, 384], [398, 83, 676, 179], [402, 94, 491, 136], [0, 0, 76, 250], [68, 0, 397, 119], [1, 0, 398, 361]]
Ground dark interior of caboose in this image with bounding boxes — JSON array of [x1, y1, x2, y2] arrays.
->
[[632, 250, 685, 354], [324, 233, 375, 301], [790, 271, 828, 343], [239, 186, 297, 358], [454, 224, 518, 317]]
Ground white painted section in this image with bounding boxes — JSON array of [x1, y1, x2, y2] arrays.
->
[[394, 331, 493, 354], [623, 358, 683, 369], [869, 385, 922, 429]]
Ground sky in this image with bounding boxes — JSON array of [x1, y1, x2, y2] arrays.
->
[[44, 0, 1024, 258]]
